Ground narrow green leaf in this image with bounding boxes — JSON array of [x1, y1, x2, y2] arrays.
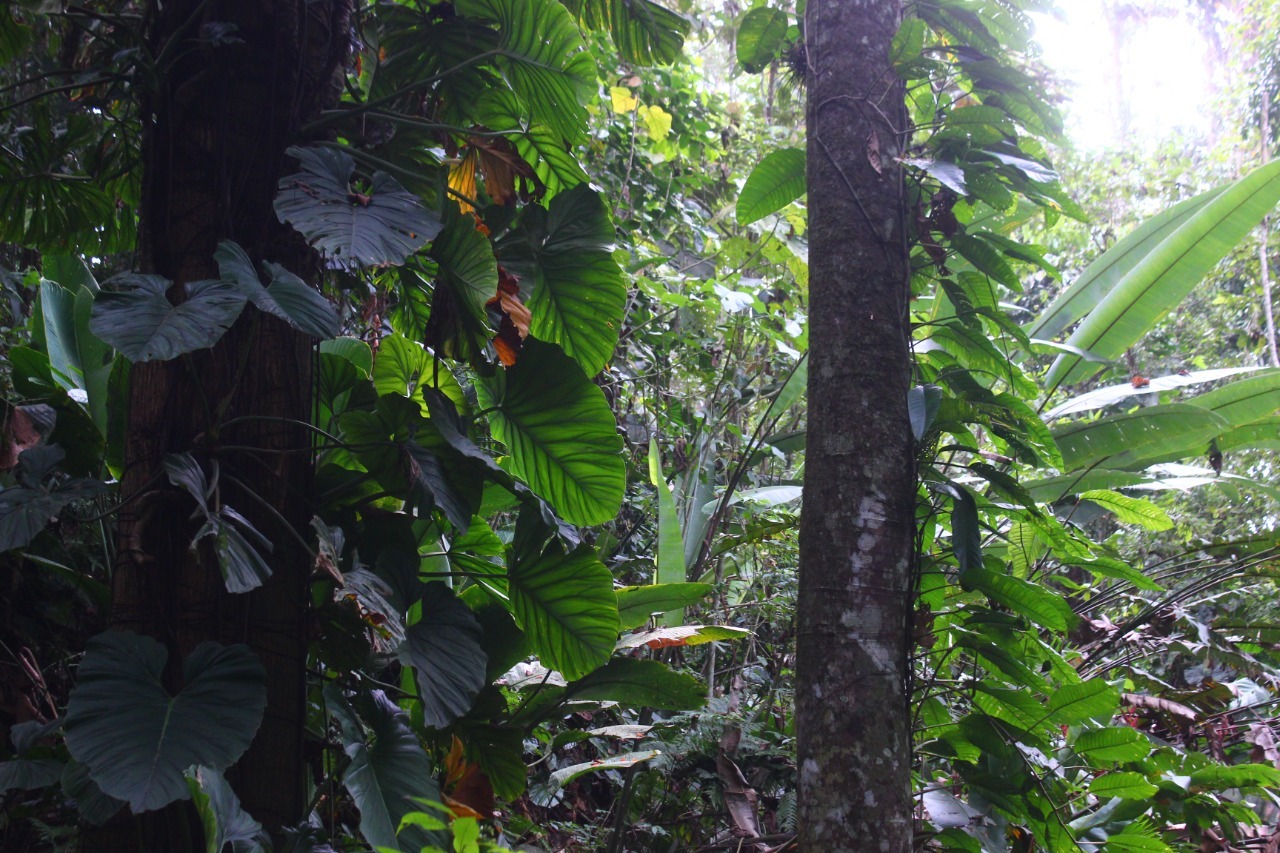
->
[[1088, 772, 1158, 800], [548, 750, 662, 788], [1052, 404, 1229, 472], [648, 438, 686, 626], [1073, 727, 1151, 765]]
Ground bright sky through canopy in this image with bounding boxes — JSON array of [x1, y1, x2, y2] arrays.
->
[[1031, 0, 1213, 148]]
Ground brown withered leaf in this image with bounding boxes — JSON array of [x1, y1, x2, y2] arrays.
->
[[487, 268, 531, 367], [471, 133, 544, 206], [443, 736, 494, 820], [0, 407, 43, 471]]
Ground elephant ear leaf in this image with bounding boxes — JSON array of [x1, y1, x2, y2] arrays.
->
[[476, 338, 624, 526], [63, 631, 267, 813], [398, 583, 488, 729], [90, 274, 245, 362], [214, 241, 340, 339], [454, 0, 596, 144], [274, 145, 441, 269]]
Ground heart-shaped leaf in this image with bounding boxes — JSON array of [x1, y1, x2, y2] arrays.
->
[[63, 631, 267, 813], [508, 540, 619, 680], [274, 146, 441, 269], [737, 148, 805, 226], [477, 338, 624, 526], [90, 274, 246, 362]]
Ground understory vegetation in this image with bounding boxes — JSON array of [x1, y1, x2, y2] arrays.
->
[[3, 0, 1280, 850]]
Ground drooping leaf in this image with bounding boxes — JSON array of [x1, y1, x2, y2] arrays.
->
[[547, 750, 663, 788], [567, 657, 705, 709], [398, 584, 488, 729], [63, 632, 267, 813], [1047, 680, 1120, 726], [495, 185, 626, 375], [324, 687, 441, 852], [1052, 404, 1230, 472], [1077, 490, 1172, 531], [615, 624, 750, 650], [1028, 184, 1228, 342], [909, 384, 943, 440], [274, 146, 440, 269], [1073, 726, 1151, 765], [214, 241, 340, 339], [616, 583, 712, 631], [737, 148, 805, 226], [90, 274, 245, 362], [563, 0, 690, 65], [508, 541, 620, 680], [736, 7, 788, 73], [186, 766, 269, 853], [1088, 772, 1158, 800], [1047, 160, 1280, 387], [0, 446, 107, 553], [454, 0, 597, 144], [477, 338, 624, 526], [194, 508, 275, 595], [1043, 368, 1260, 420]]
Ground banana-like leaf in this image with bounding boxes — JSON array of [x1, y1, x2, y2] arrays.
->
[[562, 0, 690, 65], [548, 750, 663, 789], [1052, 404, 1229, 472], [1027, 184, 1228, 342], [1047, 159, 1280, 387], [274, 146, 440, 269], [455, 0, 596, 144], [496, 185, 626, 376], [737, 148, 805, 226], [648, 439, 686, 626], [507, 540, 620, 680], [63, 632, 266, 813], [477, 338, 624, 526], [1043, 367, 1260, 420], [36, 280, 112, 432], [736, 7, 788, 73]]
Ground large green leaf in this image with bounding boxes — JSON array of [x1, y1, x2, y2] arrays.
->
[[1047, 159, 1280, 387], [1189, 368, 1280, 425], [475, 90, 589, 198], [372, 333, 468, 417], [563, 0, 690, 65], [325, 687, 440, 852], [496, 185, 626, 375], [737, 148, 805, 226], [508, 541, 620, 680], [1088, 772, 1158, 800], [274, 146, 440, 269], [477, 338, 624, 525], [1043, 367, 1259, 421], [1047, 680, 1120, 726], [36, 280, 112, 432], [1027, 184, 1228, 342], [648, 438, 686, 626], [959, 567, 1075, 632], [185, 766, 269, 853], [567, 657, 705, 709], [1052, 404, 1230, 472], [398, 584, 488, 729], [735, 7, 788, 73], [0, 446, 108, 553], [89, 275, 245, 362], [454, 0, 596, 144], [214, 241, 339, 339], [1073, 726, 1151, 766], [63, 632, 267, 813], [615, 582, 712, 630], [428, 205, 499, 328]]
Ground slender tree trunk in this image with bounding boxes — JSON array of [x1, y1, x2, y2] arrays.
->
[[1259, 95, 1279, 367], [797, 1, 914, 849], [92, 2, 351, 848]]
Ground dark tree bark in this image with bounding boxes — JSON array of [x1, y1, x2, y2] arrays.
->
[[796, 1, 915, 849], [93, 2, 352, 847]]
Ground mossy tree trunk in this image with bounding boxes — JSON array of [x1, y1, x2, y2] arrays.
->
[[796, 0, 915, 848]]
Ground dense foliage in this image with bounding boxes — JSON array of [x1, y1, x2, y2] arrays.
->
[[2, 0, 1280, 851]]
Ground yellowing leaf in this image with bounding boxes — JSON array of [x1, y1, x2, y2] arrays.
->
[[610, 86, 638, 113], [638, 104, 672, 140], [449, 150, 480, 214]]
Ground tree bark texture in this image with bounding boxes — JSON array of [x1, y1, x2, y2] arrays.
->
[[797, 1, 914, 850], [94, 2, 351, 847]]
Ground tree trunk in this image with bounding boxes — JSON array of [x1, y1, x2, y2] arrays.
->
[[93, 2, 351, 847], [796, 1, 915, 850]]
